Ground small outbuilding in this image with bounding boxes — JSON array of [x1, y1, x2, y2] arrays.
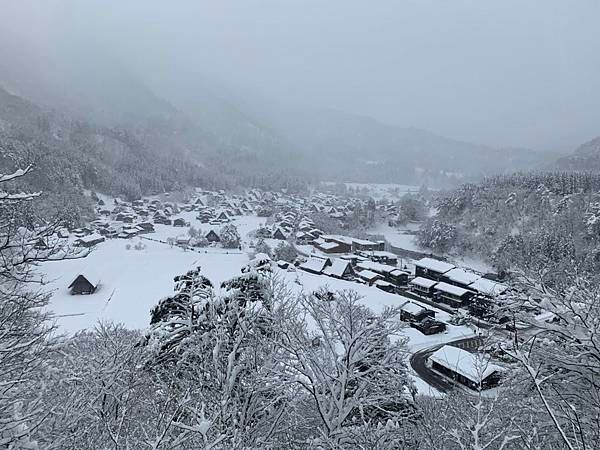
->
[[205, 230, 221, 243], [173, 218, 187, 227], [68, 272, 100, 295], [400, 301, 435, 323]]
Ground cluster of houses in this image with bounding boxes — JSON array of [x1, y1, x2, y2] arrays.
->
[[409, 257, 508, 317], [298, 254, 408, 292], [307, 192, 375, 224], [295, 254, 452, 336]]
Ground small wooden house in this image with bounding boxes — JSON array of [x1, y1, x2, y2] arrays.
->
[[205, 230, 221, 243], [272, 227, 288, 240], [409, 276, 437, 297], [414, 257, 455, 281], [173, 218, 187, 227], [68, 272, 100, 295]]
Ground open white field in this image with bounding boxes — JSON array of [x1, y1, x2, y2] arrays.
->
[[368, 222, 422, 252], [40, 214, 268, 333], [40, 238, 250, 333]]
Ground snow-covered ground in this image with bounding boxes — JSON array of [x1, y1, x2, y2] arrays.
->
[[368, 222, 422, 252], [40, 238, 249, 333], [151, 211, 266, 245], [40, 213, 267, 333]]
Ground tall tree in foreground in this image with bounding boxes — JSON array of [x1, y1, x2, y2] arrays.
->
[[145, 267, 296, 448], [503, 274, 600, 450], [0, 165, 81, 447], [275, 290, 415, 448]]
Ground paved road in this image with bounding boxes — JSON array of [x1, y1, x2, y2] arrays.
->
[[410, 336, 486, 394]]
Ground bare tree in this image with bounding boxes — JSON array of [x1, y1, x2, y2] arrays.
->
[[0, 165, 84, 447], [274, 290, 415, 447], [502, 273, 600, 450]]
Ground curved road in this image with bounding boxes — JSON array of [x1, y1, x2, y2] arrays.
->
[[410, 336, 485, 393]]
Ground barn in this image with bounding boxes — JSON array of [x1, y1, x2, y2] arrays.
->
[[75, 234, 105, 248], [272, 227, 289, 240], [68, 272, 100, 295], [299, 257, 332, 275], [173, 218, 187, 227]]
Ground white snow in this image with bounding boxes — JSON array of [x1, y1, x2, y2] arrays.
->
[[445, 268, 481, 286], [367, 222, 422, 252], [468, 277, 508, 297]]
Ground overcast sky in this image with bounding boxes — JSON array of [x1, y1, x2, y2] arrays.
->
[[2, 0, 599, 151]]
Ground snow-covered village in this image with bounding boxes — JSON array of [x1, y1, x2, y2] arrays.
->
[[2, 2, 600, 449]]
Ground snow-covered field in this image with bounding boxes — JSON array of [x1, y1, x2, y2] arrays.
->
[[40, 238, 249, 333], [368, 222, 422, 252], [39, 213, 267, 333]]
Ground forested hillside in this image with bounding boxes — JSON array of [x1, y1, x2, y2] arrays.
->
[[264, 107, 549, 186], [0, 85, 311, 225], [418, 172, 600, 280]]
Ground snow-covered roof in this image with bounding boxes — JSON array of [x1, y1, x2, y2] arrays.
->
[[356, 260, 397, 275], [401, 301, 427, 315], [415, 257, 455, 274], [352, 237, 378, 246], [410, 277, 437, 289], [70, 269, 101, 288], [390, 269, 407, 277], [321, 234, 353, 245], [299, 257, 330, 274], [77, 233, 105, 244], [429, 345, 504, 384], [357, 269, 381, 281], [319, 242, 341, 251], [434, 282, 472, 297], [374, 279, 393, 287], [468, 278, 508, 297], [323, 259, 351, 277], [445, 268, 481, 286]]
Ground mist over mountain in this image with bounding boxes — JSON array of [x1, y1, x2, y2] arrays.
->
[[260, 106, 551, 185], [555, 136, 600, 172], [0, 43, 552, 192]]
